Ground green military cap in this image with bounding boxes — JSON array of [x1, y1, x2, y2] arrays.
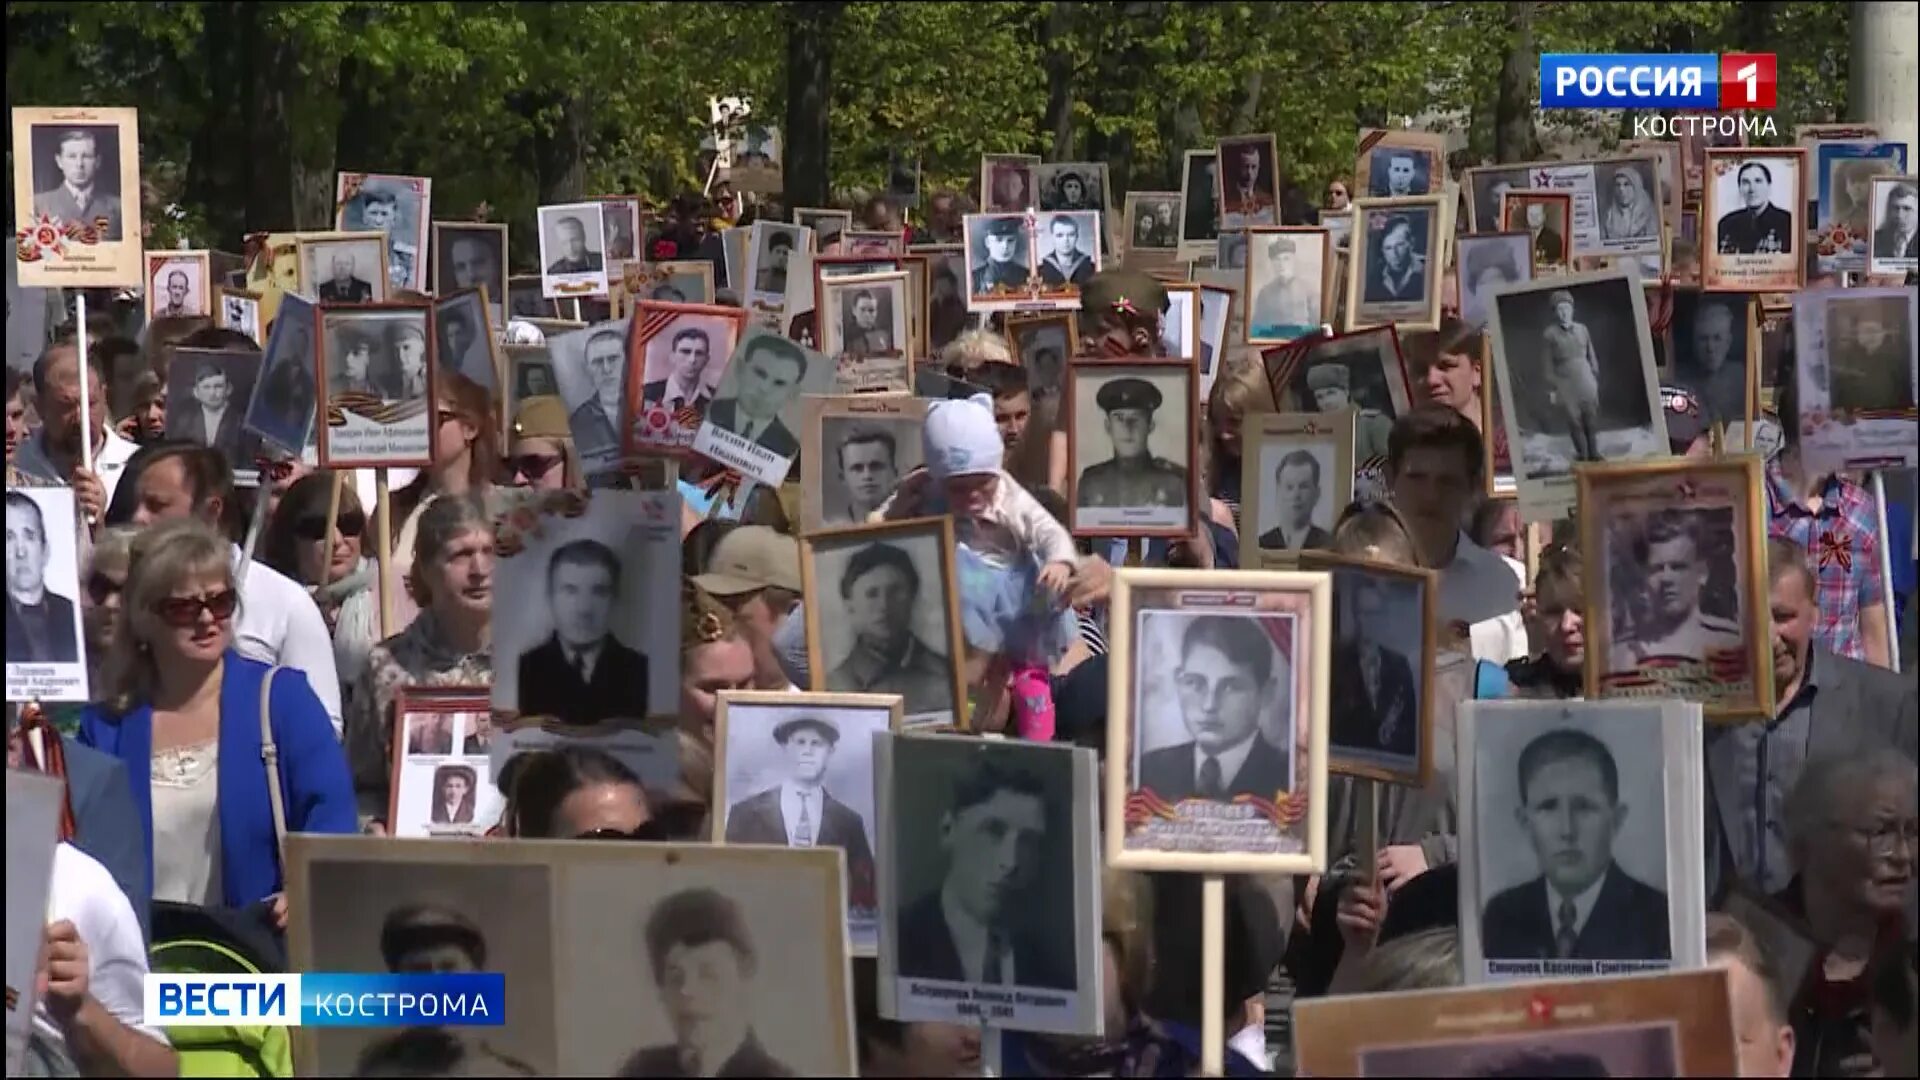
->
[[1079, 268, 1168, 320], [985, 216, 1023, 238], [1097, 376, 1163, 413], [1305, 363, 1349, 392]]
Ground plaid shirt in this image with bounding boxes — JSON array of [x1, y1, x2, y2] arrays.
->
[[1766, 465, 1883, 661]]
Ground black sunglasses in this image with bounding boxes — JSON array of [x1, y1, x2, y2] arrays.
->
[[294, 509, 367, 543], [86, 573, 125, 606], [154, 589, 239, 628], [508, 452, 564, 481], [574, 821, 670, 843]]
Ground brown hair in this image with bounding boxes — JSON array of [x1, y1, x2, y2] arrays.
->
[[1766, 537, 1815, 599], [1386, 403, 1483, 484], [1533, 542, 1585, 613], [102, 518, 235, 713], [1706, 911, 1789, 1026], [407, 493, 493, 607]]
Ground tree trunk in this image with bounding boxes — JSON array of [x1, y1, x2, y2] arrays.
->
[[1494, 0, 1540, 163], [1042, 2, 1075, 159], [240, 4, 300, 234], [783, 2, 842, 210], [533, 93, 589, 205]]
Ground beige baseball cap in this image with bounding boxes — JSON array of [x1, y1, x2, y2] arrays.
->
[[691, 526, 803, 596]]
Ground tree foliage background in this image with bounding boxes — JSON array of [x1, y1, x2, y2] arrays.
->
[[5, 0, 1853, 260]]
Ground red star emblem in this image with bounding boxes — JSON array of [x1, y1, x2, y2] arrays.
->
[[1527, 994, 1556, 1023]]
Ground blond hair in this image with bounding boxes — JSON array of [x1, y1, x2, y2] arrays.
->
[[1332, 501, 1421, 567], [103, 518, 235, 713], [937, 329, 1014, 372]]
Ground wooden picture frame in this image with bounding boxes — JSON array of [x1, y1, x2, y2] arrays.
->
[[507, 273, 560, 320], [1123, 190, 1182, 256], [1867, 174, 1919, 277], [1064, 356, 1201, 540], [430, 221, 508, 314], [1215, 133, 1282, 230], [898, 253, 931, 362], [334, 171, 432, 292], [215, 286, 263, 345], [800, 394, 930, 533], [1103, 566, 1332, 874], [1700, 147, 1809, 293], [624, 300, 748, 460], [818, 270, 912, 394], [1296, 552, 1439, 787], [842, 230, 906, 257], [432, 287, 503, 397], [799, 516, 969, 731], [312, 300, 436, 469], [1501, 189, 1574, 274], [387, 686, 499, 838], [1263, 324, 1411, 468], [294, 231, 392, 304], [980, 152, 1041, 214], [592, 194, 643, 263], [12, 106, 144, 288], [1346, 195, 1445, 333], [1178, 149, 1220, 261], [1355, 128, 1447, 200], [1243, 226, 1333, 346], [1004, 311, 1077, 401], [145, 249, 213, 320], [1666, 289, 1760, 438], [794, 207, 853, 251], [1240, 410, 1356, 567]]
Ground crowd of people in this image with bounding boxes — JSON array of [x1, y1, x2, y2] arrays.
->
[[5, 152, 1918, 1080]]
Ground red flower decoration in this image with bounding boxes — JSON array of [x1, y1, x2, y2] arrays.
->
[[652, 239, 678, 260], [1528, 993, 1556, 1023]]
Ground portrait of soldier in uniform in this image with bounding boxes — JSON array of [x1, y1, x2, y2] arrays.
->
[[1074, 375, 1189, 516], [1609, 511, 1741, 666]]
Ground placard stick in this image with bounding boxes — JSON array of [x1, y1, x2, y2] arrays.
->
[[1200, 873, 1226, 1077], [978, 1021, 1000, 1078], [235, 473, 274, 593], [75, 293, 94, 474], [374, 469, 395, 639], [320, 469, 347, 571], [1355, 780, 1381, 886], [1871, 471, 1899, 671]]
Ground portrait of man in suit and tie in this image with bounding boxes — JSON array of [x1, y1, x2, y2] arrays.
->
[[1327, 574, 1420, 767], [5, 490, 81, 665], [430, 764, 477, 825], [31, 127, 123, 240], [167, 358, 254, 464], [317, 250, 377, 303], [706, 334, 809, 459], [1871, 180, 1919, 265], [723, 715, 877, 902], [1136, 614, 1292, 802], [1256, 447, 1335, 552], [562, 326, 628, 458], [515, 538, 651, 726], [1480, 728, 1672, 963], [642, 325, 718, 412]]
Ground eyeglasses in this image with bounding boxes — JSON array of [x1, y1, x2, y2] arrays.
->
[[573, 821, 669, 842], [508, 453, 564, 481], [1840, 819, 1920, 858], [86, 573, 126, 606], [154, 589, 239, 628], [294, 509, 366, 543]]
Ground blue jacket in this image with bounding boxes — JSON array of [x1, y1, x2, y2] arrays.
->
[[78, 652, 358, 910]]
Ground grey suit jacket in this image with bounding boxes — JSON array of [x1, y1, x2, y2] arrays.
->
[[64, 737, 152, 943]]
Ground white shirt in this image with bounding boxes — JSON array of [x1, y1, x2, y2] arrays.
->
[[1546, 871, 1608, 943], [231, 545, 345, 734], [1195, 733, 1258, 793], [95, 428, 138, 507], [780, 782, 823, 846], [1437, 532, 1530, 665], [34, 844, 167, 1057], [940, 887, 1015, 985]]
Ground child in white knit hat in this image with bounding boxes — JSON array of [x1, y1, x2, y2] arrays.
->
[[877, 393, 1079, 737]]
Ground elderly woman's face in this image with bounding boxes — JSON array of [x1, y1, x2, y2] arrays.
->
[[1809, 774, 1917, 916]]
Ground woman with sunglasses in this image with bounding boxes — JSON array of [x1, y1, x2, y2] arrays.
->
[[384, 373, 501, 633], [79, 526, 138, 701], [502, 395, 578, 492], [503, 746, 661, 840], [261, 471, 379, 708], [77, 518, 356, 925], [345, 494, 494, 826]]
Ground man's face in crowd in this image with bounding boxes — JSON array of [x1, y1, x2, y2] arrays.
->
[[853, 295, 879, 330], [585, 336, 624, 401], [659, 940, 748, 1046], [363, 199, 396, 230], [560, 220, 588, 260], [1175, 640, 1264, 754], [783, 728, 832, 785], [1725, 955, 1795, 1080], [1390, 445, 1475, 542], [331, 255, 354, 285], [193, 371, 230, 410], [845, 563, 914, 643], [1278, 461, 1318, 527], [1388, 156, 1415, 194], [941, 787, 1045, 925], [550, 560, 615, 647], [1050, 220, 1078, 259], [130, 457, 202, 528], [1693, 306, 1734, 372], [986, 230, 1017, 263], [1808, 773, 1917, 919], [672, 333, 710, 381], [1768, 569, 1816, 692], [1646, 534, 1705, 624], [1104, 406, 1151, 457], [1421, 350, 1480, 412], [166, 272, 189, 308], [450, 237, 494, 289], [839, 439, 897, 510], [39, 348, 107, 450], [392, 943, 478, 974], [1517, 754, 1624, 897], [735, 348, 802, 420], [1738, 166, 1771, 210], [6, 503, 48, 598], [1382, 224, 1411, 271], [55, 135, 97, 188], [993, 390, 1031, 450]]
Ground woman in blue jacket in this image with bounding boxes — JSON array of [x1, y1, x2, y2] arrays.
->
[[79, 518, 356, 924]]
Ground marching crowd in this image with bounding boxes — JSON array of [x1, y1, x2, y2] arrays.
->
[[6, 167, 1918, 1080]]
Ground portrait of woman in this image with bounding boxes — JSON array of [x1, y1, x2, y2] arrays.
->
[[1601, 164, 1659, 242]]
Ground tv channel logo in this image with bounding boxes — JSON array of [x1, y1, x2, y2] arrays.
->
[[1541, 53, 1776, 110]]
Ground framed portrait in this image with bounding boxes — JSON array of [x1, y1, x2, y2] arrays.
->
[[1299, 552, 1436, 786], [1033, 210, 1101, 303], [1241, 411, 1355, 563], [1486, 267, 1668, 521], [1792, 285, 1919, 474], [875, 732, 1102, 1034], [1005, 312, 1075, 402], [432, 222, 508, 321], [962, 212, 1037, 312], [1105, 566, 1330, 873], [1701, 148, 1807, 292], [4, 486, 90, 701], [501, 343, 555, 444], [1347, 195, 1444, 332], [842, 230, 904, 258], [6, 769, 63, 1076], [1813, 141, 1908, 272], [693, 329, 837, 488], [1456, 232, 1533, 330], [1576, 457, 1772, 719], [432, 289, 500, 395], [335, 172, 431, 293], [507, 273, 559, 320], [712, 689, 901, 951], [980, 153, 1041, 213], [1177, 150, 1222, 261], [537, 201, 610, 299], [490, 489, 681, 725], [1160, 283, 1202, 363], [592, 195, 642, 263], [745, 220, 808, 311], [1124, 191, 1182, 255], [1867, 174, 1919, 276], [286, 835, 854, 1076], [216, 287, 263, 345], [241, 230, 302, 328], [546, 318, 631, 478], [1244, 227, 1330, 346], [913, 244, 972, 351], [1294, 969, 1738, 1077], [612, 259, 717, 317], [1465, 156, 1664, 260], [1501, 189, 1573, 274], [242, 293, 318, 458], [1196, 281, 1233, 396], [1355, 128, 1445, 199], [1458, 699, 1707, 983], [1667, 290, 1757, 432], [794, 207, 851, 252], [623, 301, 745, 459], [1265, 325, 1410, 467], [388, 687, 502, 838], [165, 346, 263, 469], [11, 106, 143, 288], [1066, 358, 1198, 538], [146, 249, 212, 320], [1035, 161, 1111, 219], [801, 394, 928, 532], [314, 302, 435, 469], [1216, 134, 1281, 230], [819, 270, 911, 393], [1480, 361, 1518, 498], [1621, 138, 1684, 237], [888, 149, 921, 208], [1216, 228, 1249, 272], [296, 231, 390, 305]]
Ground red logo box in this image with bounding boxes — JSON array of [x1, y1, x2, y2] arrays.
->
[[1720, 53, 1777, 109]]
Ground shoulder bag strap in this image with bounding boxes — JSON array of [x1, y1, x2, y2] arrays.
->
[[259, 665, 290, 864]]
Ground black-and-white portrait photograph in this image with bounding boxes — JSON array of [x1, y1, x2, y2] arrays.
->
[[1035, 162, 1107, 216], [1246, 228, 1328, 345], [336, 172, 431, 293], [1034, 211, 1099, 296], [390, 697, 504, 838], [963, 213, 1035, 310], [1793, 286, 1920, 474], [1703, 149, 1806, 292], [537, 201, 610, 299], [982, 155, 1039, 214], [694, 329, 835, 488], [1197, 283, 1231, 390], [1323, 561, 1430, 784], [147, 251, 210, 319], [876, 733, 1101, 1035], [299, 233, 388, 305], [1816, 142, 1906, 271], [918, 245, 972, 351], [491, 489, 681, 724], [1504, 190, 1572, 271], [243, 293, 318, 456], [888, 150, 921, 208], [1487, 269, 1667, 520], [1457, 232, 1532, 330], [627, 305, 743, 456], [1007, 314, 1071, 401], [1364, 146, 1435, 199], [646, 261, 717, 306], [1159, 285, 1198, 362], [1274, 327, 1409, 464], [1868, 175, 1919, 274], [803, 395, 928, 531], [1216, 230, 1249, 270], [288, 840, 561, 1075], [316, 304, 435, 468], [510, 347, 557, 401], [165, 347, 262, 466], [1461, 700, 1695, 982], [747, 221, 805, 303], [24, 120, 125, 241], [1068, 363, 1196, 536], [547, 318, 630, 477], [217, 288, 263, 345], [5, 487, 88, 702], [1358, 1023, 1681, 1077], [508, 275, 558, 319], [433, 290, 499, 393], [715, 691, 899, 951], [1466, 164, 1533, 233], [1250, 437, 1341, 553], [1827, 292, 1918, 412], [1350, 198, 1442, 331], [820, 273, 909, 384], [13, 108, 142, 287], [1107, 568, 1330, 873], [795, 207, 852, 253], [1217, 134, 1280, 230], [598, 196, 641, 262], [1125, 192, 1181, 252], [1594, 159, 1662, 246], [1179, 150, 1220, 252], [802, 519, 964, 729], [433, 223, 508, 318], [1669, 290, 1753, 429]]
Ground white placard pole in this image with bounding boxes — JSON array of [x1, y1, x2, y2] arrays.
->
[[74, 292, 94, 474], [1871, 471, 1900, 672]]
